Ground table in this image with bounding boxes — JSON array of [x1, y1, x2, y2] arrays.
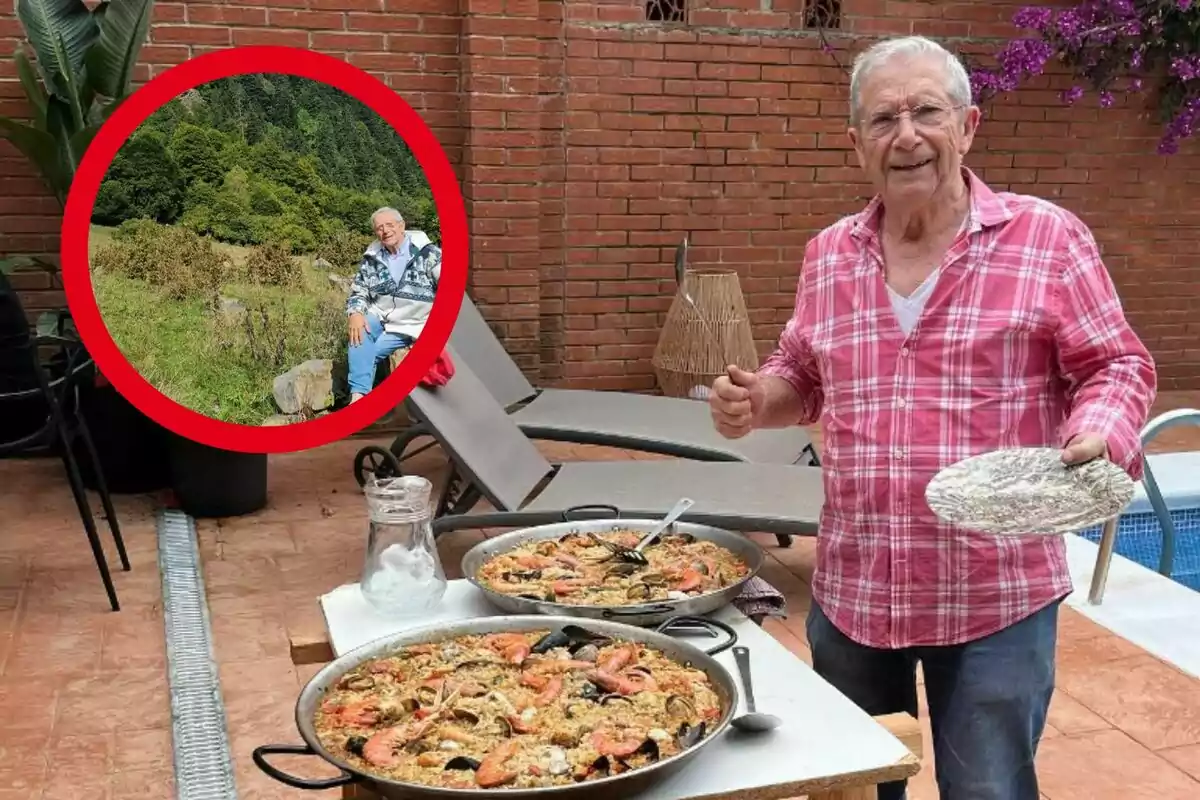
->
[[288, 580, 923, 800]]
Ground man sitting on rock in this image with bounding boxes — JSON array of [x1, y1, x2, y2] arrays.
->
[[345, 207, 441, 403]]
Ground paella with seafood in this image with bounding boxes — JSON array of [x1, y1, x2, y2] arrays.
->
[[313, 626, 723, 790], [474, 529, 751, 607]]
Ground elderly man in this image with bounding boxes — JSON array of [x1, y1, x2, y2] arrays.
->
[[709, 35, 1156, 800], [346, 207, 441, 403]]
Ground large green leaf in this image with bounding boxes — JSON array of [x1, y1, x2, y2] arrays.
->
[[14, 49, 48, 130], [0, 114, 61, 190], [15, 0, 99, 104], [85, 0, 154, 100]]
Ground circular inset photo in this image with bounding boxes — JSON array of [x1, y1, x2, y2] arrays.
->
[[61, 47, 468, 454]]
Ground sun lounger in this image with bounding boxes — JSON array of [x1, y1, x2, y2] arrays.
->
[[445, 296, 819, 466], [401, 347, 825, 542]]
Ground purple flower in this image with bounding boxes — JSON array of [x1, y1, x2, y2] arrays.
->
[[1129, 77, 1144, 92], [1170, 55, 1200, 81], [1099, 91, 1114, 107], [1012, 7, 1053, 32], [1177, 0, 1193, 11], [1062, 86, 1085, 105]]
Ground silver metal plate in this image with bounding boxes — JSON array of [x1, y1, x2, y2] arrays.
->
[[925, 447, 1136, 536]]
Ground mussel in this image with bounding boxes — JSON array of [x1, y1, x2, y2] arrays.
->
[[518, 591, 556, 603], [676, 720, 706, 749], [605, 563, 641, 579], [661, 533, 696, 545], [344, 735, 367, 757], [665, 695, 696, 719], [578, 682, 602, 702], [531, 625, 610, 655], [558, 532, 591, 547], [400, 697, 421, 713], [444, 756, 481, 771], [631, 738, 660, 762], [502, 569, 542, 582], [599, 693, 633, 706], [588, 755, 611, 777], [495, 716, 514, 737]]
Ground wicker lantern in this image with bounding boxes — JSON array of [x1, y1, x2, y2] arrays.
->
[[652, 255, 759, 400]]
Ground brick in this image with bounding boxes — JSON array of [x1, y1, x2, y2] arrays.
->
[[233, 29, 310, 48]]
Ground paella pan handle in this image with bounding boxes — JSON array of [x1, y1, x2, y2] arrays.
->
[[252, 744, 357, 790], [602, 603, 674, 619], [655, 614, 738, 656], [560, 504, 621, 522]]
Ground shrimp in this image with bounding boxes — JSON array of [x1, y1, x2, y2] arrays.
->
[[551, 579, 587, 596], [675, 568, 703, 592], [475, 739, 521, 788], [483, 633, 531, 665], [360, 717, 437, 768], [598, 643, 636, 673], [587, 668, 656, 696], [589, 730, 645, 759], [324, 700, 380, 727], [533, 675, 563, 707]]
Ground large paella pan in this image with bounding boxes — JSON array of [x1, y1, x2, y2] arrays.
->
[[253, 614, 740, 799], [461, 514, 767, 628]]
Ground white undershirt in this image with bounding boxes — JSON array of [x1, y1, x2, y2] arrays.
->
[[885, 215, 969, 336]]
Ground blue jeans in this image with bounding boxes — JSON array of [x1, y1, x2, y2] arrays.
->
[[347, 313, 414, 395], [805, 598, 1060, 800]]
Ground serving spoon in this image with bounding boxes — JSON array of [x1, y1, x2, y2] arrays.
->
[[593, 497, 695, 566], [730, 646, 782, 733]]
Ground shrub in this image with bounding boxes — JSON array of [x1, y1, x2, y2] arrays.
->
[[221, 293, 346, 374], [314, 229, 372, 274], [91, 219, 229, 307], [242, 239, 302, 288]]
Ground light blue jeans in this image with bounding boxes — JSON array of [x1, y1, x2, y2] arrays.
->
[[806, 597, 1060, 800], [347, 313, 414, 396]]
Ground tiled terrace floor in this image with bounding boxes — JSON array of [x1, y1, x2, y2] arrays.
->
[[1, 392, 1199, 799]]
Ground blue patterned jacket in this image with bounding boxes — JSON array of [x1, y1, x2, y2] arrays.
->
[[345, 231, 441, 339]]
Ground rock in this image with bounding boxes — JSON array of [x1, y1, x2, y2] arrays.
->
[[313, 257, 333, 271], [219, 296, 245, 317], [273, 359, 334, 414], [327, 274, 351, 293], [261, 413, 305, 426]]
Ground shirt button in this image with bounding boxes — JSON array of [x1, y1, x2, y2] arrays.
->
[[897, 398, 907, 408], [900, 347, 910, 357], [894, 448, 905, 459]]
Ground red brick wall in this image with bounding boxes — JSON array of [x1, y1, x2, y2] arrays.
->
[[2, 0, 1198, 391]]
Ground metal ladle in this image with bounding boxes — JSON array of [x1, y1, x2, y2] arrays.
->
[[730, 646, 782, 733]]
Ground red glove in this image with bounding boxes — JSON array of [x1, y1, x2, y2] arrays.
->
[[419, 350, 455, 388]]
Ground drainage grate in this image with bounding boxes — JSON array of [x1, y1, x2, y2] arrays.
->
[[158, 509, 239, 800]]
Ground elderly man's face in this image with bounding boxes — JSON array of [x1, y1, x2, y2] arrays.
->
[[848, 55, 980, 208], [374, 214, 405, 250]]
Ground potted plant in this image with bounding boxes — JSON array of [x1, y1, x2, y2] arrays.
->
[[0, 0, 177, 495]]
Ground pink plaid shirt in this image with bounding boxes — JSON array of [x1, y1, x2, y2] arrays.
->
[[760, 168, 1158, 649]]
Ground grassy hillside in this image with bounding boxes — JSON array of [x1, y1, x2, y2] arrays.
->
[[90, 221, 353, 426]]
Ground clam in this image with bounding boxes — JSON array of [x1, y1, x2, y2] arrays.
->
[[416, 684, 443, 706], [451, 708, 481, 725], [400, 697, 421, 713], [626, 583, 651, 601], [558, 532, 590, 546], [573, 644, 600, 663], [495, 716, 513, 737], [640, 572, 668, 586], [343, 676, 375, 691], [443, 756, 481, 771], [661, 533, 696, 545], [502, 569, 542, 582], [599, 693, 633, 706], [665, 695, 696, 719]]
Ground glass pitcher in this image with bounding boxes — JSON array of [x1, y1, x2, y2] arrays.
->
[[359, 475, 448, 617]]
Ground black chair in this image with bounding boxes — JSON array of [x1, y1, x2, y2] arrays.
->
[[0, 269, 130, 612]]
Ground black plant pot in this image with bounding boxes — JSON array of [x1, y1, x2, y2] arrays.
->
[[166, 433, 268, 519], [74, 381, 173, 494]]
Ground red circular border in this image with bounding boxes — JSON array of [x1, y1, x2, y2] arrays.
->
[[61, 46, 468, 455]]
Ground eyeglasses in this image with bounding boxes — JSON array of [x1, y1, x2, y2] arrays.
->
[[864, 103, 966, 138]]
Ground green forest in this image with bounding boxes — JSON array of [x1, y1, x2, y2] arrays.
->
[[92, 73, 439, 257], [88, 74, 439, 426]]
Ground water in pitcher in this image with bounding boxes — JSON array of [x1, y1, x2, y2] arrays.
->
[[359, 475, 447, 617]]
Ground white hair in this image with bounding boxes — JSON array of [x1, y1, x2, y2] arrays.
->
[[849, 36, 973, 125], [371, 206, 404, 228]]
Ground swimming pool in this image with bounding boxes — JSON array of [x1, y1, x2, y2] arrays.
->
[[1075, 450, 1200, 594]]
